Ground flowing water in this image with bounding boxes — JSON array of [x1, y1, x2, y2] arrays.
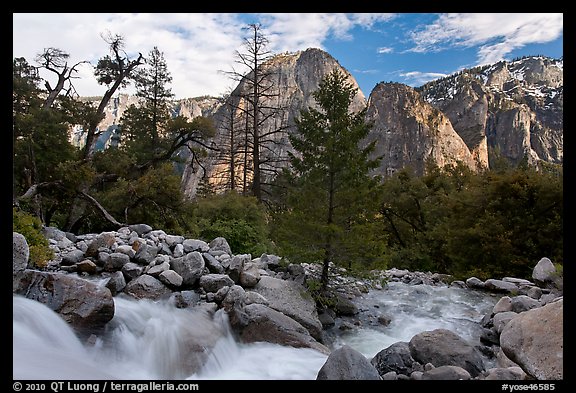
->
[[327, 281, 500, 359], [13, 281, 499, 380]]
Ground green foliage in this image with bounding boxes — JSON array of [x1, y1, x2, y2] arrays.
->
[[13, 208, 54, 268], [378, 162, 563, 280], [270, 69, 384, 289], [194, 192, 273, 255], [305, 278, 337, 309], [94, 162, 195, 235]]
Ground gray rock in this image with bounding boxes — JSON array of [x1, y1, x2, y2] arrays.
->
[[409, 328, 485, 377], [164, 234, 184, 247], [227, 254, 250, 283], [500, 298, 563, 380], [510, 295, 541, 313], [484, 279, 519, 293], [243, 291, 269, 306], [105, 271, 126, 295], [147, 261, 171, 276], [421, 365, 471, 380], [199, 274, 235, 293], [13, 270, 114, 333], [124, 274, 172, 300], [170, 252, 205, 287], [333, 292, 359, 316], [493, 296, 513, 314], [221, 285, 246, 310], [134, 244, 158, 265], [183, 239, 210, 253], [114, 244, 135, 258], [13, 232, 29, 274], [493, 311, 518, 335], [208, 237, 232, 255], [85, 233, 116, 257], [231, 303, 330, 355], [61, 249, 86, 266], [158, 270, 183, 287], [318, 310, 335, 328], [239, 262, 261, 288], [42, 226, 74, 248], [465, 277, 485, 289], [128, 224, 153, 236], [483, 367, 527, 380], [173, 243, 184, 258], [371, 341, 423, 377], [532, 257, 562, 291], [250, 276, 323, 340], [202, 252, 225, 274], [260, 253, 282, 270], [122, 262, 144, 281], [104, 252, 130, 272], [316, 345, 380, 380]]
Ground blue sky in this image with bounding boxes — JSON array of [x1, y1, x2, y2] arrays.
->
[[13, 13, 563, 100]]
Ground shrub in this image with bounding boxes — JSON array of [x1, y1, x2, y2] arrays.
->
[[13, 208, 54, 268]]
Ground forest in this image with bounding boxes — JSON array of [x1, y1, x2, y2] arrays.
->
[[13, 29, 563, 288]]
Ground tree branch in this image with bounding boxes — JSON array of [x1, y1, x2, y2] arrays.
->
[[78, 190, 126, 227]]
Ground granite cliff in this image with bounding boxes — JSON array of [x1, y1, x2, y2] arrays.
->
[[73, 51, 562, 198]]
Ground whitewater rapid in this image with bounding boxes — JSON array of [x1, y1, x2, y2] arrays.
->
[[13, 281, 498, 380]]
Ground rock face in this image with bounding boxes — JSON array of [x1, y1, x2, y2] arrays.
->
[[419, 56, 563, 168], [364, 82, 479, 177], [73, 53, 561, 196], [181, 48, 367, 197], [70, 94, 221, 150]]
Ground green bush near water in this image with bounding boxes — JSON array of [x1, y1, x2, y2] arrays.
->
[[13, 208, 54, 268]]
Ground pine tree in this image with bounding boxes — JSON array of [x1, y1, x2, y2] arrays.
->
[[273, 69, 382, 291], [119, 46, 173, 166]]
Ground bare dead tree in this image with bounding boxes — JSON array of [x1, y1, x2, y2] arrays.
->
[[220, 23, 289, 202], [83, 32, 143, 160], [35, 47, 89, 110]]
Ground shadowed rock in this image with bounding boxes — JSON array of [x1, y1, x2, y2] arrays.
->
[[316, 345, 380, 380]]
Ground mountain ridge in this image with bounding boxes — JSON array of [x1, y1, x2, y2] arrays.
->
[[72, 50, 563, 198]]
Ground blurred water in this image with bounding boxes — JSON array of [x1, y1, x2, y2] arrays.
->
[[13, 281, 499, 380], [328, 281, 499, 359]]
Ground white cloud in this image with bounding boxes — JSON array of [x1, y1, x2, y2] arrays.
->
[[13, 13, 398, 99], [353, 69, 379, 74], [258, 13, 395, 52], [409, 13, 563, 65], [377, 47, 393, 54], [399, 71, 448, 86], [13, 13, 247, 99]]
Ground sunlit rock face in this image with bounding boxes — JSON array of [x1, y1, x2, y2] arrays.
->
[[364, 82, 479, 178], [418, 56, 563, 168], [74, 53, 561, 197], [181, 48, 367, 198]]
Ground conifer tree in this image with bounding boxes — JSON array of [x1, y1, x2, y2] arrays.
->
[[273, 69, 383, 291]]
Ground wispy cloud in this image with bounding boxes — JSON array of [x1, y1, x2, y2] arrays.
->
[[409, 13, 563, 65], [377, 47, 394, 54], [258, 13, 395, 51], [13, 13, 397, 99], [399, 71, 448, 86], [353, 69, 379, 74]]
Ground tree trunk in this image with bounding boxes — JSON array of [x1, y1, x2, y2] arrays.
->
[[321, 170, 336, 291]]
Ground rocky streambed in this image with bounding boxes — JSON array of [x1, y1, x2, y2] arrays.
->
[[13, 225, 563, 380]]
